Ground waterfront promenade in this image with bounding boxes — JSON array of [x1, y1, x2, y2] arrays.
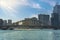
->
[[0, 25, 59, 30]]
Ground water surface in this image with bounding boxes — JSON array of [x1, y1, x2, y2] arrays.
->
[[0, 29, 59, 40]]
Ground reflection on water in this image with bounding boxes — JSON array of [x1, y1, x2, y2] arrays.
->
[[0, 29, 60, 40]]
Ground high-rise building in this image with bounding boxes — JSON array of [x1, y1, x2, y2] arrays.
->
[[51, 4, 60, 27], [3, 20, 7, 26], [8, 20, 12, 25], [53, 4, 60, 22], [51, 13, 59, 27], [38, 14, 50, 26], [53, 4, 60, 14], [0, 19, 3, 26]]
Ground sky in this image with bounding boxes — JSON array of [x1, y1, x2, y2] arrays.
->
[[0, 0, 60, 22]]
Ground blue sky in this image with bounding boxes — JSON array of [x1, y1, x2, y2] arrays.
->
[[0, 0, 60, 22]]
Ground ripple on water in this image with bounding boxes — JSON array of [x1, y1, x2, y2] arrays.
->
[[0, 29, 59, 40]]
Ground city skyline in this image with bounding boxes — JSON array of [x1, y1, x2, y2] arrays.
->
[[0, 0, 60, 22]]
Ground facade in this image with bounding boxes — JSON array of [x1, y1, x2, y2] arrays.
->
[[18, 17, 41, 26], [7, 20, 12, 25], [53, 4, 60, 23], [51, 13, 59, 27], [38, 14, 50, 26], [51, 4, 60, 27], [53, 4, 60, 14], [3, 20, 7, 26], [0, 19, 3, 26]]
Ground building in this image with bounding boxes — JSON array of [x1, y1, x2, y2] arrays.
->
[[18, 17, 41, 26], [0, 19, 3, 26], [51, 13, 59, 27], [7, 20, 12, 25], [3, 20, 7, 26], [38, 14, 50, 26], [51, 4, 60, 27], [53, 3, 60, 14]]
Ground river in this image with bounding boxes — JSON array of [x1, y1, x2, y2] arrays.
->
[[0, 29, 60, 40]]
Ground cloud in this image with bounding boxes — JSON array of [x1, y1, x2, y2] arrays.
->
[[0, 0, 43, 22], [40, 0, 56, 6], [30, 3, 42, 9], [17, 0, 42, 9], [30, 14, 38, 18], [16, 0, 29, 6]]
